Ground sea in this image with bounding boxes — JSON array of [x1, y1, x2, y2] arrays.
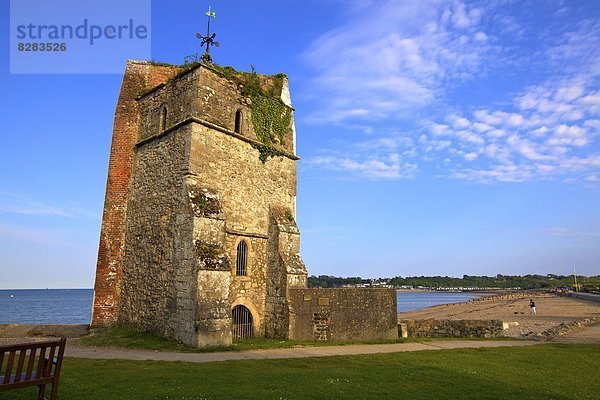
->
[[395, 291, 481, 313], [0, 289, 482, 324], [0, 289, 94, 325]]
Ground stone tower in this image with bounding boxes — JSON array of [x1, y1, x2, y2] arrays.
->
[[92, 60, 307, 346]]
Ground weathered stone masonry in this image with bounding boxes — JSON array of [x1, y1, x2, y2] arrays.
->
[[93, 61, 183, 327], [288, 289, 398, 341], [93, 60, 308, 346], [92, 60, 397, 346]]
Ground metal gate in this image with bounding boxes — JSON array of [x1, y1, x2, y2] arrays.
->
[[232, 305, 253, 340]]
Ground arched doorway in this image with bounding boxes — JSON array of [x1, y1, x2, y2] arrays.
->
[[232, 305, 253, 339]]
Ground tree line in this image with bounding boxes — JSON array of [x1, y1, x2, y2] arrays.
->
[[307, 274, 600, 291]]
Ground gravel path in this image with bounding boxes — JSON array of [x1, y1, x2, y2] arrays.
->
[[550, 322, 600, 344], [59, 340, 540, 363]]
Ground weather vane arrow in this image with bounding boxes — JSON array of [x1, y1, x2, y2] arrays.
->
[[196, 5, 219, 63]]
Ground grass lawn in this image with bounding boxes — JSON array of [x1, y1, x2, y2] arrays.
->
[[4, 344, 599, 399]]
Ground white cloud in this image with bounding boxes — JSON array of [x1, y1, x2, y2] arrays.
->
[[455, 130, 485, 145], [306, 132, 419, 180], [308, 153, 418, 180], [450, 164, 533, 183], [585, 174, 599, 183], [548, 124, 589, 147], [472, 122, 493, 132], [0, 191, 99, 219], [452, 116, 471, 129], [463, 152, 478, 161], [474, 31, 488, 42], [300, 1, 600, 184], [431, 123, 450, 136], [425, 72, 600, 183], [543, 19, 600, 74], [538, 227, 600, 238], [531, 126, 549, 137], [302, 0, 495, 123]]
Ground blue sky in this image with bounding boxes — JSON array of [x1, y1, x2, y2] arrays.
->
[[1, 0, 599, 289]]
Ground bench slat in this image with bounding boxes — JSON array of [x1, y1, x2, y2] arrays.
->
[[0, 371, 37, 384], [34, 347, 47, 382], [45, 346, 57, 377], [3, 351, 16, 384], [0, 339, 64, 352], [24, 347, 37, 381], [13, 350, 27, 384], [0, 375, 56, 391]]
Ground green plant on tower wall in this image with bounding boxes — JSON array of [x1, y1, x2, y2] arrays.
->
[[211, 64, 292, 162]]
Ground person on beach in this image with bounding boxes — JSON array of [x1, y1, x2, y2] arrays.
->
[[529, 299, 536, 315]]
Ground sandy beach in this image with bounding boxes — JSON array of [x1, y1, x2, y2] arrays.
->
[[398, 293, 600, 340]]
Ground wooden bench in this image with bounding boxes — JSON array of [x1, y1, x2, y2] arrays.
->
[[0, 338, 66, 400]]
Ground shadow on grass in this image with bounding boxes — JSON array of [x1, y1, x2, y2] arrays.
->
[[78, 325, 525, 353], [7, 344, 600, 400]]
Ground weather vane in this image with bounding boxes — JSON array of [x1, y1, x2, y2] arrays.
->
[[196, 5, 219, 63]]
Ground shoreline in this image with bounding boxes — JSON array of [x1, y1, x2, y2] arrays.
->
[[398, 293, 600, 340]]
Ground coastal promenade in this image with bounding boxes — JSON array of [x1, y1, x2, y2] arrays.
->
[[570, 292, 600, 303], [398, 293, 600, 338]]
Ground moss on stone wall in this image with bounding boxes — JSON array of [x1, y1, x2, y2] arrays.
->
[[194, 241, 230, 271], [250, 142, 288, 163], [211, 64, 292, 163], [189, 189, 222, 218]]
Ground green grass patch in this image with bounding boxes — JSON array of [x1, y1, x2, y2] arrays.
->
[[5, 344, 599, 399], [79, 326, 512, 353]]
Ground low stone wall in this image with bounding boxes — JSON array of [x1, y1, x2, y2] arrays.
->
[[528, 316, 600, 341], [398, 319, 504, 338], [470, 292, 531, 302], [567, 293, 600, 303], [288, 288, 397, 341]]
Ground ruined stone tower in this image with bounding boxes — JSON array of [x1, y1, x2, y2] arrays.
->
[[93, 60, 398, 346], [92, 60, 307, 346]]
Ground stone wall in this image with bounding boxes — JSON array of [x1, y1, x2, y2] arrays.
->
[[288, 289, 398, 341], [92, 60, 182, 327], [188, 121, 305, 339], [198, 65, 295, 155], [188, 123, 297, 233], [186, 179, 232, 346], [137, 64, 295, 155], [137, 67, 200, 142], [263, 207, 307, 338], [118, 126, 197, 344], [398, 319, 505, 338]]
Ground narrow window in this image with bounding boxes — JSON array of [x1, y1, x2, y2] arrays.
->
[[236, 240, 247, 276], [234, 109, 242, 134], [160, 107, 167, 131]]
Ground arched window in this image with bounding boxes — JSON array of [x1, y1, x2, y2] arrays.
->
[[236, 240, 247, 276], [160, 107, 167, 131], [234, 109, 242, 134], [232, 305, 253, 339]]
